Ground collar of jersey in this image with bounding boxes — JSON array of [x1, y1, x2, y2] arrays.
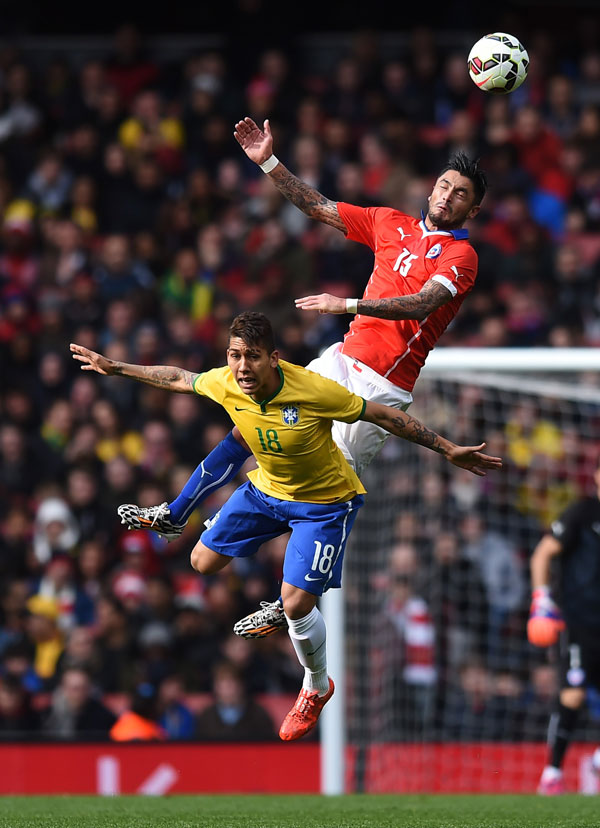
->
[[251, 364, 284, 413], [420, 211, 469, 240]]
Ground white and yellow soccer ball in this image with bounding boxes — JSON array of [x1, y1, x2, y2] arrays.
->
[[467, 32, 529, 94]]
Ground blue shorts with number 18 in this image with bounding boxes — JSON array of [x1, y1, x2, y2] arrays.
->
[[201, 481, 364, 596]]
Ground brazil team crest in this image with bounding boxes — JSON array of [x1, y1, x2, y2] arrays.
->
[[281, 404, 301, 427]]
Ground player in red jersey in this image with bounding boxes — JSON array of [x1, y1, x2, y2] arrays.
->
[[118, 116, 487, 638], [230, 117, 486, 480]]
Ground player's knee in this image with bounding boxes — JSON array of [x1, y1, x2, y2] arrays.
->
[[281, 585, 317, 620], [191, 542, 230, 575], [190, 543, 213, 574], [190, 545, 204, 572]]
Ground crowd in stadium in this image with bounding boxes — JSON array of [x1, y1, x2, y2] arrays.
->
[[1, 21, 600, 741]]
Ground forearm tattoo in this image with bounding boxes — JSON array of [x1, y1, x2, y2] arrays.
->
[[389, 412, 445, 455], [113, 363, 197, 390], [357, 281, 451, 320], [270, 165, 346, 231]]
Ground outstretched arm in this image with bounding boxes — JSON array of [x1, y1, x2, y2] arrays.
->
[[233, 116, 346, 233], [70, 343, 199, 394], [296, 280, 452, 320], [530, 534, 562, 589], [360, 400, 502, 476]]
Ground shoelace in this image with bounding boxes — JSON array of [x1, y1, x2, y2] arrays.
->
[[149, 503, 169, 529], [292, 688, 318, 718], [257, 600, 281, 616]]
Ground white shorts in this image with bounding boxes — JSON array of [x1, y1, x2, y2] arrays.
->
[[306, 342, 413, 478]]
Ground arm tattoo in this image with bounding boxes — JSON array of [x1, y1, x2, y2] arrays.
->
[[389, 412, 445, 455], [113, 363, 197, 391], [270, 165, 346, 232], [357, 280, 452, 320]]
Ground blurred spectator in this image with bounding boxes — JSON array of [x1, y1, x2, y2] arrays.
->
[[42, 665, 116, 740], [119, 89, 184, 175], [0, 507, 32, 580], [425, 530, 488, 683], [441, 658, 494, 740], [93, 595, 136, 693], [0, 61, 42, 153], [460, 514, 527, 670], [136, 621, 174, 686], [32, 555, 95, 633], [0, 674, 41, 738], [511, 105, 563, 187], [575, 51, 600, 109], [77, 538, 110, 605], [0, 424, 37, 500], [92, 234, 155, 305], [109, 681, 166, 741], [24, 594, 64, 687], [543, 75, 580, 140], [195, 661, 276, 741], [105, 24, 159, 107], [524, 663, 560, 739], [25, 150, 73, 215], [32, 497, 79, 565], [372, 542, 436, 738], [66, 465, 111, 543], [156, 674, 196, 740], [55, 625, 103, 683]]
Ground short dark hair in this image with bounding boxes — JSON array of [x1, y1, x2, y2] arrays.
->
[[228, 311, 276, 353], [439, 151, 488, 205]]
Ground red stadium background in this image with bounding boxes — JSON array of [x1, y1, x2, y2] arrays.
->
[[1, 743, 598, 795]]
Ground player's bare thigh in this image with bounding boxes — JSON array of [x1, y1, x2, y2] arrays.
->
[[191, 542, 318, 618], [190, 540, 231, 574]]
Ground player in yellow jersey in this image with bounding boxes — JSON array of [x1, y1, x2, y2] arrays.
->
[[192, 354, 367, 505], [70, 311, 501, 741]]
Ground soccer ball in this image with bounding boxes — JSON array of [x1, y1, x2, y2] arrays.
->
[[467, 32, 529, 94]]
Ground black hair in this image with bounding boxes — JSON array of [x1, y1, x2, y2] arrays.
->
[[439, 151, 488, 205], [228, 311, 276, 354]]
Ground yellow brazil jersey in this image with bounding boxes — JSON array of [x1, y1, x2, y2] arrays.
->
[[193, 360, 367, 504]]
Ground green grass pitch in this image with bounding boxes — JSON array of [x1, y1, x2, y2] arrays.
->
[[0, 794, 599, 828]]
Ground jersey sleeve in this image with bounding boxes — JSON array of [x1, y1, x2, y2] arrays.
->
[[430, 243, 478, 299], [192, 368, 227, 404], [309, 372, 366, 423], [549, 500, 585, 552], [337, 203, 394, 250]]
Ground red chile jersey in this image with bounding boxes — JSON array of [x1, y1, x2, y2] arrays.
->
[[338, 202, 478, 392]]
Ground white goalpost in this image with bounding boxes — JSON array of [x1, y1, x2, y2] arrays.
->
[[321, 348, 600, 795]]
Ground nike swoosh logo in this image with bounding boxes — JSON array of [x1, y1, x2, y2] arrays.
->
[[234, 406, 248, 411], [307, 641, 326, 657], [304, 573, 321, 582]]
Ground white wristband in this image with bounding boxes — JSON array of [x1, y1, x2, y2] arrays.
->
[[345, 298, 359, 314], [259, 154, 279, 173]]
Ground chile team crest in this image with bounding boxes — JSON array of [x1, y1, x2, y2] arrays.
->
[[281, 404, 300, 427]]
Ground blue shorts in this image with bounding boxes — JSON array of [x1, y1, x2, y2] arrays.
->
[[201, 481, 364, 596]]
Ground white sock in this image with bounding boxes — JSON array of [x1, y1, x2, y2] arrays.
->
[[541, 765, 563, 782], [285, 606, 329, 696]]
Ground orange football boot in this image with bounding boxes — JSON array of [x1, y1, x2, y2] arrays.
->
[[279, 678, 335, 741]]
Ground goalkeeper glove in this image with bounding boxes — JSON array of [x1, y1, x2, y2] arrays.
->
[[527, 586, 565, 647]]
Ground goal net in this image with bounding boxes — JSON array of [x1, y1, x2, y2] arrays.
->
[[334, 348, 600, 794]]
